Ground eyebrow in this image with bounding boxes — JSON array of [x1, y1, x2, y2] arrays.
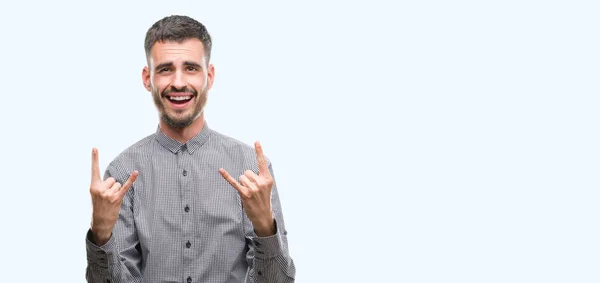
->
[[154, 61, 203, 72], [155, 62, 173, 72], [183, 61, 202, 69]]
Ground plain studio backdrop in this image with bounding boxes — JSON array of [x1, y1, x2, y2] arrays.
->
[[0, 1, 598, 282]]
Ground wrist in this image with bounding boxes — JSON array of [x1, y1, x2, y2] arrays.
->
[[91, 226, 112, 245], [253, 216, 276, 237]]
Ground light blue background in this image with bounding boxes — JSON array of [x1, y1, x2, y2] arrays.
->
[[0, 1, 598, 282]]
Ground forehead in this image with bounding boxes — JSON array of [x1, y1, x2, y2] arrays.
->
[[149, 38, 206, 66]]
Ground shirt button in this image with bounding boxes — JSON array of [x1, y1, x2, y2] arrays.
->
[[187, 276, 192, 283], [182, 170, 188, 176], [184, 205, 190, 212], [186, 241, 191, 248]]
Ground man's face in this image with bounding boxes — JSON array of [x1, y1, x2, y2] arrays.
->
[[143, 38, 214, 128]]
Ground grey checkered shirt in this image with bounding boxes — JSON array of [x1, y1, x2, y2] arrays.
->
[[85, 123, 296, 283]]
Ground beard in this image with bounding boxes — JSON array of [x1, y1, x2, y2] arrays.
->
[[152, 85, 208, 129]]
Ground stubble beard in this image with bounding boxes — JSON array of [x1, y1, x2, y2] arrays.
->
[[152, 85, 208, 129]]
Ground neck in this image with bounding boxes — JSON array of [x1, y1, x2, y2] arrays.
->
[[159, 113, 206, 144]]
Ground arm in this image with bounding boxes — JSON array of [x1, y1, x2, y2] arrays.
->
[[219, 141, 296, 282], [85, 150, 143, 282], [245, 175, 296, 283]]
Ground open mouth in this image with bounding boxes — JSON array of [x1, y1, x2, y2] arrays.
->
[[166, 95, 193, 105]]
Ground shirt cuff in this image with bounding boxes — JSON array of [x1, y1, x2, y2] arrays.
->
[[251, 220, 284, 259], [85, 229, 116, 269]]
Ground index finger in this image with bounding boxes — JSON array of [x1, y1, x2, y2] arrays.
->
[[254, 141, 270, 176], [91, 148, 101, 184]]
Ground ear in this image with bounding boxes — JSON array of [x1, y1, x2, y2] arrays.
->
[[207, 63, 215, 90], [142, 66, 151, 91]]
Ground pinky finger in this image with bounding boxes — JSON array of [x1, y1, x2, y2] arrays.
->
[[118, 170, 139, 197], [219, 168, 250, 198]]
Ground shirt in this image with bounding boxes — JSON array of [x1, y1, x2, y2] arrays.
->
[[85, 123, 296, 283]]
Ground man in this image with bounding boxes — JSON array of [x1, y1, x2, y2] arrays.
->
[[85, 15, 296, 283]]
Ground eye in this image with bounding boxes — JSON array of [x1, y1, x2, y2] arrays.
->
[[186, 66, 198, 72], [158, 67, 171, 73]]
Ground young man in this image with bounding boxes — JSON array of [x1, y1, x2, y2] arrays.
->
[[85, 15, 295, 283]]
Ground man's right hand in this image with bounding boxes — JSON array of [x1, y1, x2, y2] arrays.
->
[[89, 148, 138, 246]]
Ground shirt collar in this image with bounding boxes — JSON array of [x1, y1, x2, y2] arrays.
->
[[155, 122, 212, 155]]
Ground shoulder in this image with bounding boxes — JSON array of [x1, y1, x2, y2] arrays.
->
[[209, 128, 273, 170], [105, 133, 156, 179], [210, 129, 254, 154]]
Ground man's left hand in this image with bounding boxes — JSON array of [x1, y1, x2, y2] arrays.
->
[[219, 141, 276, 237]]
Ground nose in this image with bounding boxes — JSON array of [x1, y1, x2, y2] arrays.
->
[[171, 69, 186, 89]]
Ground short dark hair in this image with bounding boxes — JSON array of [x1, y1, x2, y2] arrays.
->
[[144, 15, 212, 63]]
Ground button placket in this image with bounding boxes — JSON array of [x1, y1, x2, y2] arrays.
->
[[180, 145, 195, 281]]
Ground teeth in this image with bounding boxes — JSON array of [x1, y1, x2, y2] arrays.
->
[[169, 96, 191, 101]]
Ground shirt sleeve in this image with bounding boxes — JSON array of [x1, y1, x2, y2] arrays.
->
[[245, 162, 296, 283], [85, 164, 143, 283]]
